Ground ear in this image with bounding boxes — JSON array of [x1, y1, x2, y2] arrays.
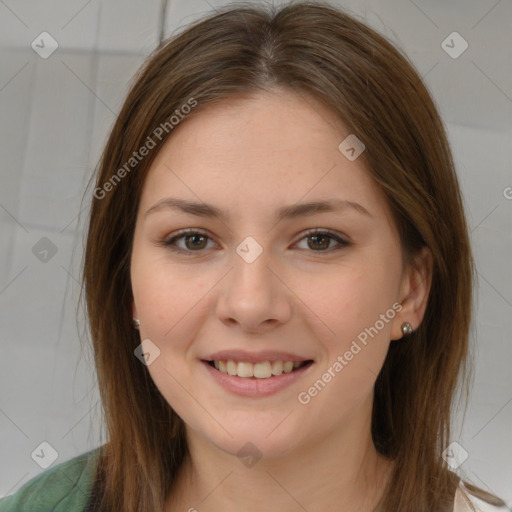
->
[[390, 246, 433, 341], [132, 300, 138, 319]]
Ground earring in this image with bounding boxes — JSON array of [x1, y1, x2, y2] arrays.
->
[[133, 317, 141, 329], [401, 322, 413, 337]]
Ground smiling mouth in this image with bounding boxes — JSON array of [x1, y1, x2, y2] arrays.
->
[[206, 359, 313, 379]]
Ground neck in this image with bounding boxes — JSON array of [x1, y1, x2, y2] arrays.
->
[[165, 399, 393, 512]]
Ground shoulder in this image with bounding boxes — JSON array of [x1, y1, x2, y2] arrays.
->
[[454, 481, 510, 512], [0, 446, 102, 512]]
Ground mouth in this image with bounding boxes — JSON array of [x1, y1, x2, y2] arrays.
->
[[204, 359, 314, 379]]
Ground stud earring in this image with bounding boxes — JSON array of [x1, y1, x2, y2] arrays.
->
[[401, 322, 413, 337], [133, 318, 141, 329]]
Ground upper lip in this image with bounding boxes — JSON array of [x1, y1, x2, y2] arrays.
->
[[203, 349, 312, 364]]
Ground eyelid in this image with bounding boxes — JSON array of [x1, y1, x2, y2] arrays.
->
[[296, 228, 349, 245]]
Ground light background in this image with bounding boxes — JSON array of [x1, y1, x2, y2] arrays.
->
[[0, 0, 511, 505]]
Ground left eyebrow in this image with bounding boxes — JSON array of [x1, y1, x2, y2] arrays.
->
[[144, 197, 373, 221]]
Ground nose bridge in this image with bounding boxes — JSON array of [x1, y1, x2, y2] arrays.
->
[[216, 234, 291, 330], [231, 235, 275, 301]]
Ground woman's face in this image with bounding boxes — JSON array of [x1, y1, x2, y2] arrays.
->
[[130, 89, 425, 459]]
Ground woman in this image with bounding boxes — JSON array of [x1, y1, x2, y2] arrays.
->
[[0, 2, 508, 511]]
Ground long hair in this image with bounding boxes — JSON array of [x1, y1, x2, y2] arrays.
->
[[81, 2, 502, 510]]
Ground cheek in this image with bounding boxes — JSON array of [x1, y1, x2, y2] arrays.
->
[[131, 261, 210, 418], [311, 264, 397, 368], [298, 278, 394, 419], [131, 249, 209, 341]]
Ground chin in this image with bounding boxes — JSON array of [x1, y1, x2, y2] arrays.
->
[[187, 417, 304, 463]]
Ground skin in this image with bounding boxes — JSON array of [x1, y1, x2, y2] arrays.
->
[[130, 88, 433, 512]]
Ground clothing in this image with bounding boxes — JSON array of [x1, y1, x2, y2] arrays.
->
[[0, 447, 100, 512], [0, 447, 508, 511]]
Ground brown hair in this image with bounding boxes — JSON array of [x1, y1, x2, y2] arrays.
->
[[80, 2, 503, 511]]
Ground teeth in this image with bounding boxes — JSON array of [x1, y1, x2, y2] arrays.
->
[[271, 360, 283, 375], [254, 362, 272, 378], [226, 360, 237, 376], [283, 361, 294, 373], [212, 359, 306, 379], [237, 362, 254, 378]]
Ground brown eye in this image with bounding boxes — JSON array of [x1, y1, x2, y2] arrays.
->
[[162, 229, 215, 255], [182, 233, 208, 250], [295, 229, 349, 252], [307, 234, 331, 250]]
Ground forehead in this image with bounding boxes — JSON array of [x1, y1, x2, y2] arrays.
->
[[157, 89, 348, 161], [139, 89, 390, 223]]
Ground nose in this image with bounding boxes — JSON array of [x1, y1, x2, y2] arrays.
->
[[215, 243, 292, 334]]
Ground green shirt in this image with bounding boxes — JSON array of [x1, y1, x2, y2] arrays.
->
[[2, 449, 505, 512], [0, 446, 101, 512]]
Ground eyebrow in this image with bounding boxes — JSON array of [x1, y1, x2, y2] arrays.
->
[[145, 197, 372, 221]]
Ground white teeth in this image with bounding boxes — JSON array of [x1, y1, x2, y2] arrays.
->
[[283, 361, 294, 373], [253, 362, 272, 378], [271, 360, 283, 375], [237, 362, 254, 378], [226, 360, 237, 376], [212, 359, 307, 378]]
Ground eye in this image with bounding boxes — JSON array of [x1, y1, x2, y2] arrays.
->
[[293, 229, 350, 252], [160, 228, 349, 255], [161, 229, 216, 255]]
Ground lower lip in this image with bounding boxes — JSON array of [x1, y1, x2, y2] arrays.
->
[[201, 360, 314, 397]]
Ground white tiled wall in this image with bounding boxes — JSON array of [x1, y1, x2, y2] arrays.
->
[[1, 0, 511, 505]]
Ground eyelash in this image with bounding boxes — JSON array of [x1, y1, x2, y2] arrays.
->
[[159, 228, 350, 256]]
